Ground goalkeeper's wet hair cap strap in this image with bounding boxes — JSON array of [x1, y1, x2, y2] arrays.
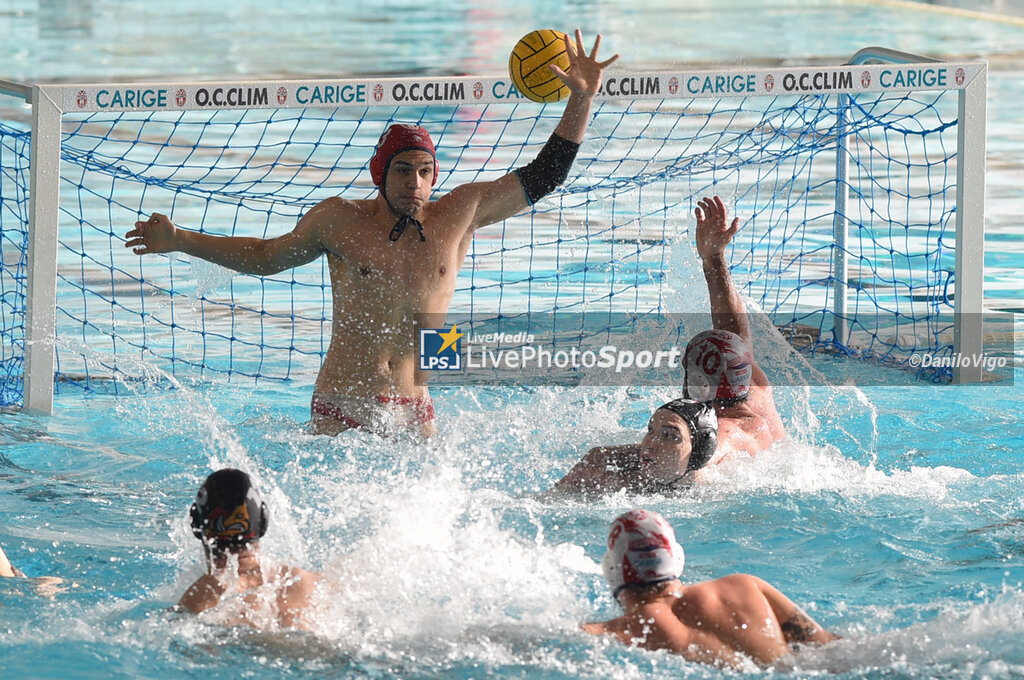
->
[[514, 133, 580, 205]]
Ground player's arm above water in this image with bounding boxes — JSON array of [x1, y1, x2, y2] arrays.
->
[[277, 566, 322, 629], [693, 195, 772, 390], [0, 543, 24, 578], [449, 30, 620, 233], [695, 195, 747, 341], [754, 576, 840, 646], [124, 194, 343, 276], [175, 573, 225, 614], [552, 444, 639, 493]]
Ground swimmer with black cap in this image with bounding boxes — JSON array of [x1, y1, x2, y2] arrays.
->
[[582, 509, 838, 669], [177, 468, 321, 630], [126, 31, 618, 439], [552, 398, 718, 495]]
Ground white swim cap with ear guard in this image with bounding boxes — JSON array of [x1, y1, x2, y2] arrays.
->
[[601, 509, 685, 599], [684, 329, 753, 404]]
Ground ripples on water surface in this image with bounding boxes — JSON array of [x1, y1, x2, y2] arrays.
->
[[2, 362, 1023, 678]]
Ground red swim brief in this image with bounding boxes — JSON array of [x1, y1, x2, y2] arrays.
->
[[310, 394, 436, 430]]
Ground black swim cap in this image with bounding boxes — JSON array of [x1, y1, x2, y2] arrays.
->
[[656, 398, 718, 472], [189, 469, 269, 547]]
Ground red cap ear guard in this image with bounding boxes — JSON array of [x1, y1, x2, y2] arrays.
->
[[369, 123, 439, 188]]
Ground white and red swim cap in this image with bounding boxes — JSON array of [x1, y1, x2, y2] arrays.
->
[[369, 123, 438, 188], [601, 509, 685, 598], [684, 329, 753, 403]]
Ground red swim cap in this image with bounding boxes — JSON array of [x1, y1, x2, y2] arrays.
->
[[684, 329, 753, 403], [369, 123, 439, 188]]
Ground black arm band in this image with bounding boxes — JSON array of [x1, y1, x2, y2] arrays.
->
[[514, 133, 581, 205]]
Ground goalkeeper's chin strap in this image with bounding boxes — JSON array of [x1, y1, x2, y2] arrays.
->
[[388, 213, 427, 242], [381, 184, 426, 242]]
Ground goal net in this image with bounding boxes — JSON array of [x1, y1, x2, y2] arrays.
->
[[0, 57, 988, 410]]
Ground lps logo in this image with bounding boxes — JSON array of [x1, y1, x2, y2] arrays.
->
[[418, 325, 463, 371]]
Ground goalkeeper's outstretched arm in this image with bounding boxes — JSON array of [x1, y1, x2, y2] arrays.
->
[[124, 198, 346, 276]]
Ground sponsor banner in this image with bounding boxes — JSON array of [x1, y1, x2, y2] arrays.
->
[[61, 82, 374, 113], [64, 84, 282, 112], [660, 63, 983, 99], [59, 78, 507, 112], [54, 63, 985, 112]]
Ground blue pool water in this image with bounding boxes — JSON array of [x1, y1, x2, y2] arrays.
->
[[2, 1, 1024, 678], [2, 372, 1023, 678]]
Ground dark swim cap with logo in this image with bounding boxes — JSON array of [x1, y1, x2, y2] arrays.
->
[[189, 468, 269, 547], [656, 398, 718, 471]]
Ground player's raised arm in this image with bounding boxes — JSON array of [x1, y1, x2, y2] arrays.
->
[[125, 198, 334, 276], [459, 30, 619, 232], [694, 195, 748, 341], [691, 194, 782, 396], [549, 30, 619, 143]]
